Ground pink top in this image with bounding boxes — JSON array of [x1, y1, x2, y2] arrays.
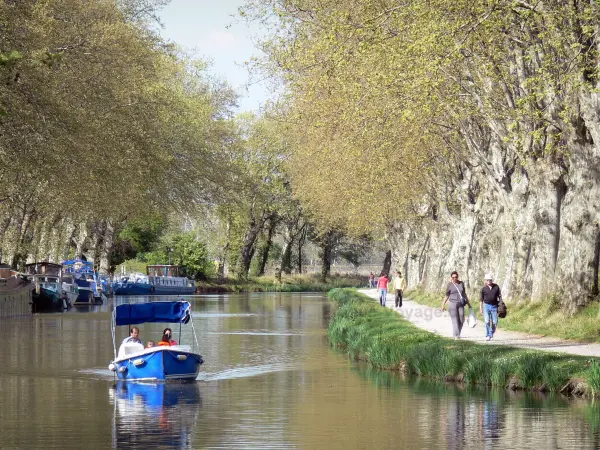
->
[[377, 276, 389, 289]]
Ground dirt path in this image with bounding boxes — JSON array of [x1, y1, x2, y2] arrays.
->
[[359, 289, 600, 357]]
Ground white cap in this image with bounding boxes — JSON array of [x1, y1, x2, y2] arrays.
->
[[484, 273, 493, 281]]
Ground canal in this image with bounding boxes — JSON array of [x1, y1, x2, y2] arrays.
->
[[0, 292, 599, 448]]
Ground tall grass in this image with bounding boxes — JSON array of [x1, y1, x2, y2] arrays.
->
[[586, 360, 600, 397], [329, 289, 595, 395]]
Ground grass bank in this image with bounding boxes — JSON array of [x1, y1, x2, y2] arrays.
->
[[195, 273, 364, 293], [406, 287, 600, 342], [328, 288, 600, 397]]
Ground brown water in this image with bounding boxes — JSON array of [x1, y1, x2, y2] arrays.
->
[[1, 292, 600, 449]]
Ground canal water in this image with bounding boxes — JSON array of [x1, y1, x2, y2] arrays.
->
[[1, 292, 600, 449]]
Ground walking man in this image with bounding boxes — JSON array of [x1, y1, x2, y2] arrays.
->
[[393, 270, 407, 308], [377, 272, 390, 307], [480, 273, 502, 341], [368, 272, 375, 288]]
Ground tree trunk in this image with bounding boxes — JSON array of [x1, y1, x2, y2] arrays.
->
[[320, 240, 332, 283], [382, 250, 392, 276], [257, 216, 278, 276], [75, 222, 89, 258], [60, 219, 77, 261], [217, 220, 230, 279], [236, 216, 266, 280], [12, 209, 35, 269], [0, 216, 12, 263], [297, 225, 307, 273], [99, 220, 115, 274], [318, 230, 339, 282], [281, 239, 293, 275], [88, 220, 105, 269]]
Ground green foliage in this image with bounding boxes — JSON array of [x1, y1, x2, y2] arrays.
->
[[120, 215, 167, 253], [138, 231, 213, 281], [111, 215, 167, 267], [335, 236, 372, 268], [170, 232, 213, 281], [116, 259, 147, 275], [243, 0, 600, 235], [0, 50, 23, 67], [0, 0, 237, 267]]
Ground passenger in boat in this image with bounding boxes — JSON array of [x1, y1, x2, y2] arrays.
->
[[158, 333, 172, 346], [146, 340, 155, 348], [121, 326, 142, 345], [162, 327, 178, 345]]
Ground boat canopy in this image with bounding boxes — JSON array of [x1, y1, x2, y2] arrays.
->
[[114, 301, 191, 326], [63, 258, 91, 265], [63, 259, 94, 273]]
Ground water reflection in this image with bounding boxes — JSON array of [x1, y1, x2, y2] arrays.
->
[[109, 382, 201, 449], [4, 293, 600, 448]]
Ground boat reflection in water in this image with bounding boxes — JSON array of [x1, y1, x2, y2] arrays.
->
[[109, 381, 201, 449]]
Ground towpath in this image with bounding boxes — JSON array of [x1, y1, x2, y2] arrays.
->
[[359, 289, 600, 357]]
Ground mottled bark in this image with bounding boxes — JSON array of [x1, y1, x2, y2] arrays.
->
[[217, 220, 230, 279], [74, 222, 89, 258], [99, 220, 115, 274], [236, 214, 268, 279], [256, 216, 278, 276], [296, 224, 307, 273], [318, 230, 340, 282]]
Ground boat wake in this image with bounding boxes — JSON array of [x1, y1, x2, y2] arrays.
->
[[197, 363, 298, 381]]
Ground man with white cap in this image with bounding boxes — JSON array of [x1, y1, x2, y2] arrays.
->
[[480, 273, 502, 341]]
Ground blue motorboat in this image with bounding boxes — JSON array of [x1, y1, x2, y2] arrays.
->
[[99, 274, 114, 296], [146, 265, 196, 295], [112, 273, 153, 296], [63, 259, 104, 304], [108, 301, 204, 381], [113, 265, 195, 296]]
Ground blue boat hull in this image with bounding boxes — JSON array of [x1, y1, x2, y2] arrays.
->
[[152, 285, 196, 295], [114, 283, 194, 296], [114, 283, 153, 296], [73, 288, 103, 304], [114, 348, 203, 381]]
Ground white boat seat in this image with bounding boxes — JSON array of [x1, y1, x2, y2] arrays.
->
[[117, 342, 144, 359]]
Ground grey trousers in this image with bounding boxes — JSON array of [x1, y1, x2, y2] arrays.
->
[[448, 302, 465, 338]]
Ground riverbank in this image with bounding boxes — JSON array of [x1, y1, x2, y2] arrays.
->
[[195, 273, 364, 293], [406, 287, 600, 343], [327, 289, 600, 397]]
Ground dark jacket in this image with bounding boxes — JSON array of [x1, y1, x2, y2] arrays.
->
[[480, 283, 502, 306]]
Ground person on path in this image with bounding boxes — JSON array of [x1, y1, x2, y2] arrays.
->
[[393, 270, 407, 308], [377, 272, 390, 307], [441, 271, 470, 340], [368, 272, 375, 288], [480, 273, 502, 341]]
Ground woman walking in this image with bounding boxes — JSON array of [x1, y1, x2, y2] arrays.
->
[[377, 272, 390, 307], [441, 271, 470, 340]]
